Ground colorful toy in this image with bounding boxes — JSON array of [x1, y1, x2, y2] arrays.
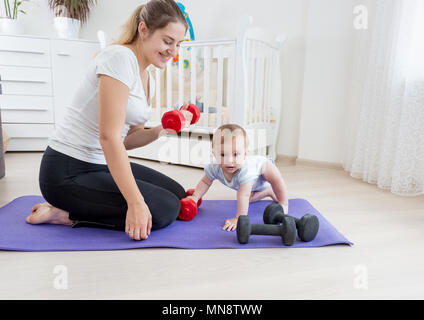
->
[[177, 2, 195, 42], [172, 54, 190, 69], [173, 2, 195, 68]]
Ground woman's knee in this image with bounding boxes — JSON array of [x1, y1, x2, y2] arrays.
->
[[150, 192, 181, 230], [130, 162, 186, 199]]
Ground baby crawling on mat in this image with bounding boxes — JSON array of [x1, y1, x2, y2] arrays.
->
[[188, 124, 289, 231]]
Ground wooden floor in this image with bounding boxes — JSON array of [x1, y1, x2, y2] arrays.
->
[[0, 152, 423, 299]]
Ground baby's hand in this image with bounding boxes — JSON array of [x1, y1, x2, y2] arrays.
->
[[223, 217, 239, 232], [186, 195, 198, 203]]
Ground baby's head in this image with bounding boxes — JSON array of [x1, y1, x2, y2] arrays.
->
[[212, 124, 248, 174]]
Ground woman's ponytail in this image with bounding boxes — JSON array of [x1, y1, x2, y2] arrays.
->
[[114, 4, 145, 45], [113, 0, 188, 46]]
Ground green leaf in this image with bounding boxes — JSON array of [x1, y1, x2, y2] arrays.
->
[[46, 0, 97, 25], [5, 0, 12, 18]]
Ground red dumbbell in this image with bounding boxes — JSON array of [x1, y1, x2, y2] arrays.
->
[[177, 189, 203, 221], [178, 198, 198, 221], [161, 104, 201, 133]]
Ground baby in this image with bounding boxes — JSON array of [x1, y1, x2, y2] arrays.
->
[[188, 124, 289, 231]]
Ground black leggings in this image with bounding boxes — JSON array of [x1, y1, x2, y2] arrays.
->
[[39, 146, 186, 231]]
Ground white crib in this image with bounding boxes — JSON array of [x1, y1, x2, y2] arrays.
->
[[127, 16, 285, 168]]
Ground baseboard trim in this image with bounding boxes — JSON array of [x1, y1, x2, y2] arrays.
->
[[275, 154, 343, 170], [275, 155, 297, 166], [295, 158, 343, 170]]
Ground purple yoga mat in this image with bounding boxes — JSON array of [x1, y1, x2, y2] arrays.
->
[[0, 196, 352, 251]]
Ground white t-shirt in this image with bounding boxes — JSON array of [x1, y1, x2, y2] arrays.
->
[[48, 45, 155, 164], [204, 155, 272, 192]]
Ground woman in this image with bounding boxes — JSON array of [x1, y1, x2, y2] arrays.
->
[[26, 0, 189, 241]]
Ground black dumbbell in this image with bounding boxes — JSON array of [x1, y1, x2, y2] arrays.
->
[[263, 202, 319, 242], [236, 215, 297, 246]]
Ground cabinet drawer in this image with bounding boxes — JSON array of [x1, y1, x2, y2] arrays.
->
[[2, 123, 54, 151], [0, 35, 51, 68], [0, 65, 52, 96], [51, 39, 99, 59], [0, 95, 54, 123]]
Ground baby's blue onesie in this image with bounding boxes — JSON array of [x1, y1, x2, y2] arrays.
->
[[204, 155, 272, 191]]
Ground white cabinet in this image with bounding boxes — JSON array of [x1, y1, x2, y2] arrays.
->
[[0, 35, 51, 68], [3, 123, 55, 151], [0, 65, 53, 95], [51, 39, 99, 124], [0, 35, 99, 151], [0, 95, 54, 123]]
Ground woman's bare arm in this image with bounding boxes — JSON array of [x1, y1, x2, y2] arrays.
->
[[124, 124, 165, 150], [98, 74, 144, 205]]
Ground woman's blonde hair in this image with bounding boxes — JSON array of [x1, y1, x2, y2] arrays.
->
[[114, 0, 188, 45]]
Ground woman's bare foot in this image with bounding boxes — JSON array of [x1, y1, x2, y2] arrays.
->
[[26, 202, 73, 226], [31, 202, 44, 214]]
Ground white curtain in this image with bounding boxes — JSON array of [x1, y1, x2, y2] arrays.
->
[[344, 0, 424, 196]]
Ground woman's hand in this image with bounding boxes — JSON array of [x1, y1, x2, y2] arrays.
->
[[125, 201, 152, 240], [179, 108, 193, 129]]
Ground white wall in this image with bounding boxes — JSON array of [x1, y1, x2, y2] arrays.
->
[[2, 0, 358, 164], [178, 0, 309, 158], [298, 0, 355, 164], [0, 0, 56, 37], [2, 0, 308, 158], [80, 0, 309, 158]]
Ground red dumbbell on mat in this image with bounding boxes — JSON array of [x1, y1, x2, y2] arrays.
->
[[161, 104, 201, 133], [178, 189, 203, 221]]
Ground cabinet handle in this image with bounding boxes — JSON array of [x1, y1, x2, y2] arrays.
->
[[14, 136, 50, 139], [56, 53, 71, 57], [0, 49, 45, 55], [2, 107, 48, 111], [0, 79, 47, 84]]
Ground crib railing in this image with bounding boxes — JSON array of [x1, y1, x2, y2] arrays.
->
[[148, 39, 235, 132], [147, 34, 281, 134], [244, 38, 281, 127], [128, 17, 284, 166]]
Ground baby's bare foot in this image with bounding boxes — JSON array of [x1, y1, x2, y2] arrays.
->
[[26, 203, 73, 226]]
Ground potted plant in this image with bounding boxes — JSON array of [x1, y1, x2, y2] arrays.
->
[[48, 0, 97, 39], [0, 0, 29, 35]]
